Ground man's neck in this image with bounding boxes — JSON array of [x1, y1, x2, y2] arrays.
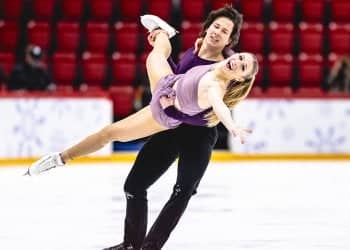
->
[[197, 44, 224, 62]]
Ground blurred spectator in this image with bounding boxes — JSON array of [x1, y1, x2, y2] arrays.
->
[[0, 66, 4, 84], [7, 45, 54, 91], [327, 55, 350, 92]]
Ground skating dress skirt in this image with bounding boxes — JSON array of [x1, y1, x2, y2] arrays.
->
[[150, 74, 183, 128]]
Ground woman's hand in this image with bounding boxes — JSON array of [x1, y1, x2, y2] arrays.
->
[[160, 95, 175, 109], [231, 126, 253, 144], [147, 29, 167, 47], [194, 37, 204, 54]]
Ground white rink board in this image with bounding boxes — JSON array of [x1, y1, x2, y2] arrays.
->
[[0, 97, 113, 158], [230, 99, 350, 154]]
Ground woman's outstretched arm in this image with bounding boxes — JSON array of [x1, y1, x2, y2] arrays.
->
[[207, 86, 251, 144]]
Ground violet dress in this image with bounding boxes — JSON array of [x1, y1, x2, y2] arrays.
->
[[150, 64, 214, 128]]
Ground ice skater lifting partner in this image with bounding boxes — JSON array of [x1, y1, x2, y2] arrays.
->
[[26, 15, 259, 177]]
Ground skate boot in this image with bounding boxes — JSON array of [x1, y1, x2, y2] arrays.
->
[[24, 152, 65, 176], [102, 242, 134, 250], [140, 242, 160, 250], [140, 14, 178, 38]]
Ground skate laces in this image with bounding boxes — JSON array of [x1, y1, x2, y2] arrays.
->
[[38, 155, 58, 173]]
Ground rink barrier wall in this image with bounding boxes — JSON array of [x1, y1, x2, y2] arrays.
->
[[0, 90, 113, 158], [1, 89, 350, 159], [229, 91, 350, 155]]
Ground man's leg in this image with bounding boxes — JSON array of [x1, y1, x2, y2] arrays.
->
[[120, 130, 180, 249], [141, 125, 218, 249]]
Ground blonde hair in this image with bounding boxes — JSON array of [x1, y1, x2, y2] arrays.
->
[[205, 57, 259, 127]]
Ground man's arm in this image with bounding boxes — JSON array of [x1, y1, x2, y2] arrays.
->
[[160, 95, 209, 126], [163, 106, 208, 126]]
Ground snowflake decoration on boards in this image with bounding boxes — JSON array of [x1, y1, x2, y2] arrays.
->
[[49, 99, 73, 119], [239, 121, 266, 153], [346, 108, 350, 116], [12, 100, 46, 156], [256, 99, 294, 121], [305, 126, 346, 153]]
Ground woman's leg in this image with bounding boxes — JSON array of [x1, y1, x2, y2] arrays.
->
[[60, 106, 167, 162], [146, 32, 174, 92]]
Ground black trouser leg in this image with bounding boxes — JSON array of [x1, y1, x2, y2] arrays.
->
[[142, 125, 218, 250], [123, 193, 148, 250], [141, 183, 198, 250], [122, 131, 180, 249]]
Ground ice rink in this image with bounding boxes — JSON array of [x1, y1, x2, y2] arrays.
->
[[1, 160, 350, 250]]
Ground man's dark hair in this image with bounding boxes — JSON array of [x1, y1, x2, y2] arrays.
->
[[199, 5, 243, 48]]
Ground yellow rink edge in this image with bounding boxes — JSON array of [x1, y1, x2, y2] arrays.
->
[[1, 151, 350, 166]]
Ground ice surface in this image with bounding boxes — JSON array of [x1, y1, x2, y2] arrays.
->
[[1, 161, 350, 250]]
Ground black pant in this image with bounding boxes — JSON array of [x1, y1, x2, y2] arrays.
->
[[122, 124, 218, 250]]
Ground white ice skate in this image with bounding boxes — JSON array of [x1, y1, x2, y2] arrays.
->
[[24, 152, 65, 176], [140, 14, 178, 38]]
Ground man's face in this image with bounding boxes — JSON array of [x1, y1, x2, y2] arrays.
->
[[204, 17, 234, 49]]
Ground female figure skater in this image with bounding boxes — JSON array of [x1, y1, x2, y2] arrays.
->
[[27, 14, 258, 176]]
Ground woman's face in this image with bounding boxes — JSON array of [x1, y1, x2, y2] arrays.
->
[[218, 53, 257, 81], [204, 17, 234, 50]]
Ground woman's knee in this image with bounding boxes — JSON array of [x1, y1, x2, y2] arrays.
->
[[147, 46, 170, 64], [101, 123, 130, 142]]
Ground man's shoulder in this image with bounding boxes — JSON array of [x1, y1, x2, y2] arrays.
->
[[179, 48, 194, 59]]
